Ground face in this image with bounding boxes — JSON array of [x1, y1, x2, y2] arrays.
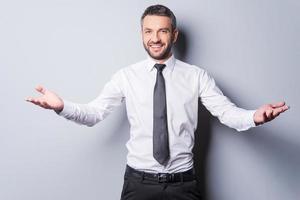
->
[[142, 15, 178, 62]]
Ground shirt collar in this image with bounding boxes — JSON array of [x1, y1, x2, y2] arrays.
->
[[146, 54, 176, 72]]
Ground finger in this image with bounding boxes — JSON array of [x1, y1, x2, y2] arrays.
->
[[283, 105, 290, 111], [36, 101, 49, 109], [40, 101, 50, 108], [271, 101, 285, 108], [25, 97, 48, 109], [26, 97, 38, 103], [272, 108, 282, 118], [32, 99, 43, 106], [27, 98, 43, 106], [35, 85, 47, 95], [265, 109, 273, 119], [25, 97, 34, 102], [262, 112, 268, 122], [273, 105, 289, 115], [25, 97, 40, 102], [30, 99, 42, 106]]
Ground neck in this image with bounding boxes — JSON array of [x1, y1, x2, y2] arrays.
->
[[153, 53, 172, 64]]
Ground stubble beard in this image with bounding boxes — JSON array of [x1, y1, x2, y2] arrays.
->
[[143, 41, 173, 61]]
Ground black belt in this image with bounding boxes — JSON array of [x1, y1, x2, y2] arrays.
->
[[125, 165, 196, 183]]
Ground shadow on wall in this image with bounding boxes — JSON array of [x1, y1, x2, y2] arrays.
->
[[194, 101, 213, 199], [173, 25, 213, 199], [173, 27, 189, 61]]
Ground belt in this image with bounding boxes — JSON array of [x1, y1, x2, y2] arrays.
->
[[125, 165, 196, 183]]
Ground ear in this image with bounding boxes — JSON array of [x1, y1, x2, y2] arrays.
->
[[172, 29, 179, 44]]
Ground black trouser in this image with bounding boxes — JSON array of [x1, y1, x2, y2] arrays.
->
[[120, 165, 202, 200]]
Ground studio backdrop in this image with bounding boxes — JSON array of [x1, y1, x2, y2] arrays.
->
[[0, 0, 299, 200]]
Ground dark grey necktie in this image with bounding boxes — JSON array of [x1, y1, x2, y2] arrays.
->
[[153, 63, 170, 165]]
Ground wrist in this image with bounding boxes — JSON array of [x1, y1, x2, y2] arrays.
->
[[54, 102, 64, 114]]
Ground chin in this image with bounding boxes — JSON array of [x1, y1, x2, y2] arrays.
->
[[144, 45, 171, 60], [149, 51, 166, 59], [150, 54, 165, 60]]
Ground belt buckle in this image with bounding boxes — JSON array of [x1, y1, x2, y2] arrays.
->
[[158, 173, 169, 183]]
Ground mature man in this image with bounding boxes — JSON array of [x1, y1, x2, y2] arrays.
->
[[26, 4, 288, 200]]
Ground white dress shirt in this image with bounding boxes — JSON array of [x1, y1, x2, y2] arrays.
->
[[58, 55, 256, 173]]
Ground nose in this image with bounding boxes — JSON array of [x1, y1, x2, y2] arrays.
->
[[152, 32, 160, 43]]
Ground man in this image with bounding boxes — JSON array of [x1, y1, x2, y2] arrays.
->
[[26, 4, 289, 200]]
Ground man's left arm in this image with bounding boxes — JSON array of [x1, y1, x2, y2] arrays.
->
[[198, 69, 289, 131]]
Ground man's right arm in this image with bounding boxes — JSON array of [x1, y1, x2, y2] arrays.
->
[[26, 70, 125, 127]]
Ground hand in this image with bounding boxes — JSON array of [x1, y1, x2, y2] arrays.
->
[[253, 101, 289, 126], [25, 85, 64, 113]]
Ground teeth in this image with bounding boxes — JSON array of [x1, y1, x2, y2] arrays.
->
[[151, 45, 162, 48]]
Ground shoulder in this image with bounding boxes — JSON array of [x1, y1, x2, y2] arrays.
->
[[122, 59, 148, 72], [110, 59, 147, 77], [174, 59, 207, 76]]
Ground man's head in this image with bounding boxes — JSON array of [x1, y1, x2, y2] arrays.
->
[[141, 5, 178, 63]]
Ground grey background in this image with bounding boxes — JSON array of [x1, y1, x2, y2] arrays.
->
[[0, 0, 299, 200]]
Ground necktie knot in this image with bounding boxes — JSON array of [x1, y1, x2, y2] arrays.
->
[[154, 64, 166, 72]]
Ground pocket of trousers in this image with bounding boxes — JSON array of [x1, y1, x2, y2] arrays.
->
[[181, 180, 202, 195]]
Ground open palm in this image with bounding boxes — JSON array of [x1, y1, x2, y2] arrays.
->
[[253, 101, 289, 125], [26, 85, 64, 112]]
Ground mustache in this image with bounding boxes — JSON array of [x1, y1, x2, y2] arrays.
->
[[148, 42, 164, 45]]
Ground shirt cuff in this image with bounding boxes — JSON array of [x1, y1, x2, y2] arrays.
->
[[248, 110, 257, 128], [55, 100, 75, 117]]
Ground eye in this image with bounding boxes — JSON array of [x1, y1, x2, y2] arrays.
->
[[160, 29, 169, 34], [144, 30, 151, 34]]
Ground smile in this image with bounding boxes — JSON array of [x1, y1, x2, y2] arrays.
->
[[149, 44, 164, 51]]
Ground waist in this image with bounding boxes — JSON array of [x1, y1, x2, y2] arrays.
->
[[126, 148, 194, 173], [125, 165, 196, 183]]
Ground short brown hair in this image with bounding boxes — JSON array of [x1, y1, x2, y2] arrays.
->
[[141, 4, 177, 30]]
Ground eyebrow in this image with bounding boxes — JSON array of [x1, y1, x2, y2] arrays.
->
[[159, 28, 170, 31], [143, 28, 171, 31]]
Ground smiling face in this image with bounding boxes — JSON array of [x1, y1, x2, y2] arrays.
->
[[142, 15, 178, 63]]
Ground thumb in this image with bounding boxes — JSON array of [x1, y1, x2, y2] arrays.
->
[[35, 85, 47, 94]]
